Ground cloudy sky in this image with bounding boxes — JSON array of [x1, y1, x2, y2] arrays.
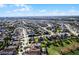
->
[[0, 4, 79, 17]]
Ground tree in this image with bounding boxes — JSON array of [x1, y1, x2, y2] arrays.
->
[[3, 37, 11, 47]]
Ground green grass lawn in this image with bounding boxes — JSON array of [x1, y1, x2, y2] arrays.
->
[[34, 35, 79, 55], [34, 37, 39, 43], [47, 45, 61, 55], [47, 38, 79, 55]]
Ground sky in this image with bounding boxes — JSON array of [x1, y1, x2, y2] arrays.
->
[[0, 4, 79, 17]]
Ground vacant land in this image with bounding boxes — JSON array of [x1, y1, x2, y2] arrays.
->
[[47, 37, 79, 55]]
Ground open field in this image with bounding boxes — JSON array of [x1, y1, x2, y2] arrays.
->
[[47, 37, 79, 55]]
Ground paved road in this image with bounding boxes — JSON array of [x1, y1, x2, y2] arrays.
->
[[64, 24, 78, 36], [37, 25, 55, 35], [17, 27, 29, 55]]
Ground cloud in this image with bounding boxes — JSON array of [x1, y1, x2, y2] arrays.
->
[[14, 4, 31, 9], [7, 5, 31, 13], [37, 9, 79, 16], [13, 7, 30, 12], [39, 9, 46, 12], [15, 4, 26, 7], [14, 5, 31, 12], [68, 10, 79, 15], [6, 6, 79, 16], [0, 4, 5, 8], [51, 11, 66, 16], [51, 9, 79, 16]]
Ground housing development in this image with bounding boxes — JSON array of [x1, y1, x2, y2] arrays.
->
[[0, 16, 79, 55]]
